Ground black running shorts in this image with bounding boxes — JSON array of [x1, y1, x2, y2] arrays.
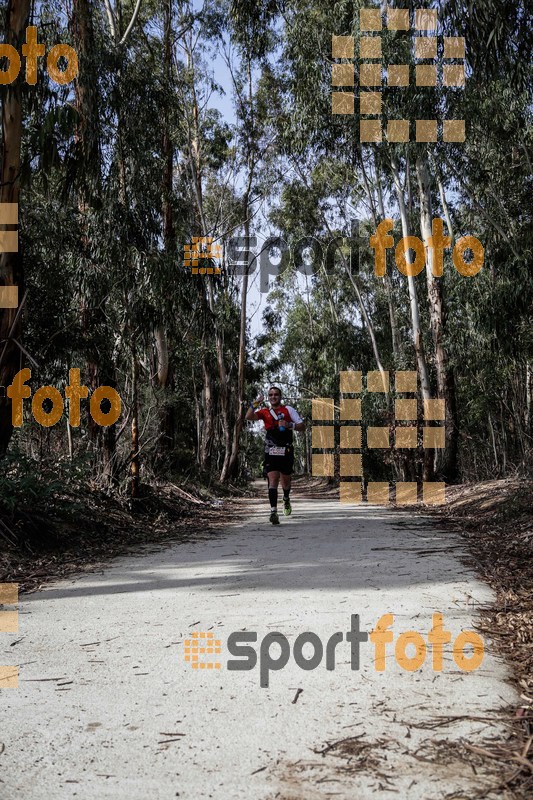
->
[[263, 448, 295, 476]]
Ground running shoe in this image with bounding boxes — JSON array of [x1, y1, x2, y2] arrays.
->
[[269, 511, 280, 525], [283, 499, 292, 516]]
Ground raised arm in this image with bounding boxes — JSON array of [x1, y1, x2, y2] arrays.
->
[[245, 394, 264, 421]]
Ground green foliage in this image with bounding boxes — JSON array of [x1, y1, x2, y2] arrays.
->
[[1, 0, 531, 501], [0, 450, 64, 514]]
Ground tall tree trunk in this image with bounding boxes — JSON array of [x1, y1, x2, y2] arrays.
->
[[130, 354, 140, 497], [223, 53, 260, 481], [199, 354, 215, 471], [186, 46, 216, 473], [216, 328, 232, 480], [433, 164, 454, 241], [362, 149, 400, 362], [155, 0, 176, 460], [72, 0, 100, 202], [390, 155, 433, 481], [374, 161, 401, 361], [0, 0, 31, 455], [526, 361, 532, 433], [155, 324, 174, 456], [416, 155, 459, 482], [73, 0, 119, 483], [223, 207, 251, 481], [390, 156, 431, 400]]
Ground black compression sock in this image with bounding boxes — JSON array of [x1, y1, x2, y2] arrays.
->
[[283, 488, 290, 500], [268, 487, 278, 511]]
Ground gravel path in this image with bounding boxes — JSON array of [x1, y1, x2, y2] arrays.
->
[[0, 491, 516, 799]]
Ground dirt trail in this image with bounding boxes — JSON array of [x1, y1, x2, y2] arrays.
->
[[0, 488, 516, 799]]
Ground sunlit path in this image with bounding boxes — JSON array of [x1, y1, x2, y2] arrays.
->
[[0, 490, 515, 799]]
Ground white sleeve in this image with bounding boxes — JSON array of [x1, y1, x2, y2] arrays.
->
[[286, 405, 303, 424]]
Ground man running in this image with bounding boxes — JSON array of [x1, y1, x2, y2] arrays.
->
[[245, 386, 305, 525]]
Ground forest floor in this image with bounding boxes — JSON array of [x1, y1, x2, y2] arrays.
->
[[417, 478, 533, 798], [0, 479, 247, 593], [0, 477, 531, 798]]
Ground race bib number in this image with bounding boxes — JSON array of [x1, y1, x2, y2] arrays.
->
[[267, 446, 287, 456]]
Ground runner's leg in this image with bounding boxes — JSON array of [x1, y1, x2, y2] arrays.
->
[[267, 470, 280, 523], [281, 473, 292, 515]]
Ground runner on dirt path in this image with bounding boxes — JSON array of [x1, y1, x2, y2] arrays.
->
[[245, 386, 306, 525]]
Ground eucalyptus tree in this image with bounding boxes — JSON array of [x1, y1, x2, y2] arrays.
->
[[172, 2, 235, 473], [247, 0, 399, 389], [237, 0, 532, 483], [0, 0, 31, 454], [216, 0, 279, 481]]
